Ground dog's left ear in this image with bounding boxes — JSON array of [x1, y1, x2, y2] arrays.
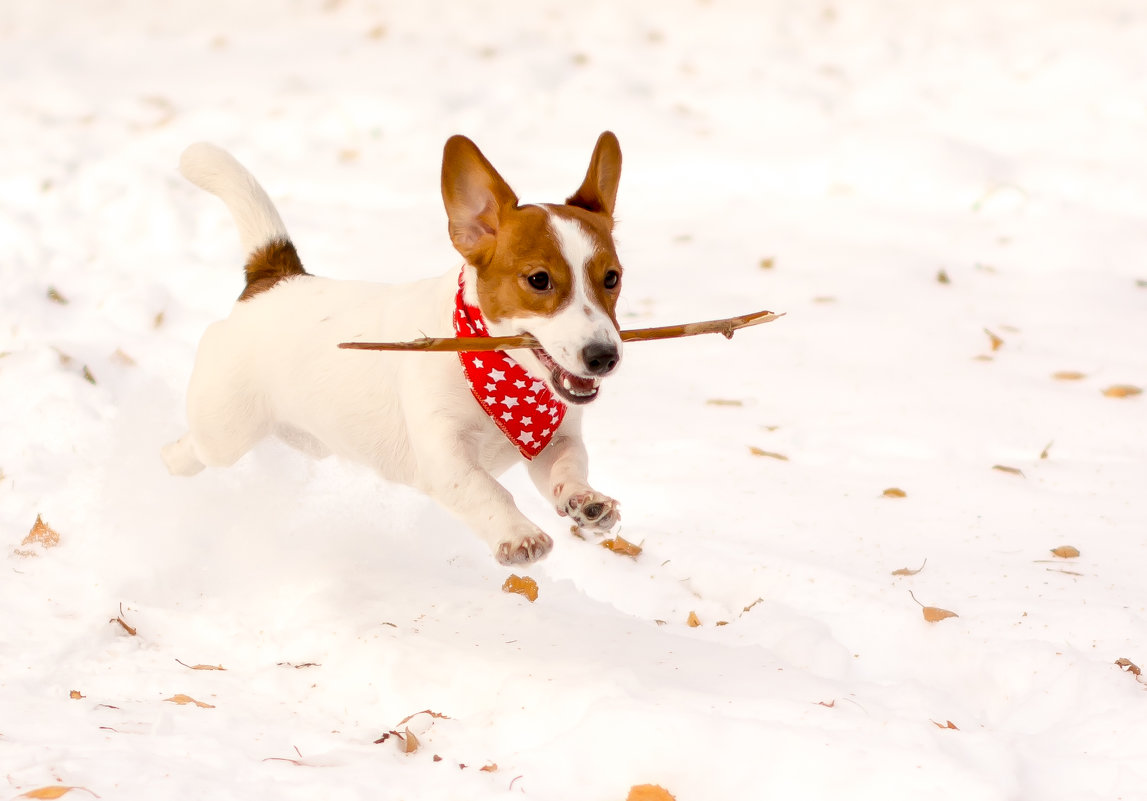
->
[[566, 131, 622, 219]]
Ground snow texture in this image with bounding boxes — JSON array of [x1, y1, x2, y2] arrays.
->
[[2, 1, 1146, 799]]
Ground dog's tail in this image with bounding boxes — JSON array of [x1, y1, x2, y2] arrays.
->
[[180, 142, 308, 301]]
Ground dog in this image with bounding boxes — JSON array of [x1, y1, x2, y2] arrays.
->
[[163, 133, 625, 564]]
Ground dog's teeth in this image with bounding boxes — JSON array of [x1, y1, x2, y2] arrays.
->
[[563, 377, 572, 391], [592, 378, 601, 387]]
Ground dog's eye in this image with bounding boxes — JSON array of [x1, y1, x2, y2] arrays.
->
[[603, 270, 621, 290], [527, 271, 552, 291]]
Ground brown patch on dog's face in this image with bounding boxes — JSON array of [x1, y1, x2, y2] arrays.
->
[[239, 238, 308, 301]]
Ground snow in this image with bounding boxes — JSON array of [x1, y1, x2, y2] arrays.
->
[[2, 0, 1146, 798]]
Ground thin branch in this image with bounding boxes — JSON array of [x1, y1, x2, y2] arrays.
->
[[338, 309, 783, 353]]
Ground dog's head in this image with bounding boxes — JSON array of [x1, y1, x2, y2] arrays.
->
[[441, 132, 624, 405]]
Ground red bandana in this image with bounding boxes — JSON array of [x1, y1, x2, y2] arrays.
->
[[454, 272, 567, 459]]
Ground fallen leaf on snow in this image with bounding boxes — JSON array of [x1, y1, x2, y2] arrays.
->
[[1052, 371, 1086, 381], [931, 719, 959, 730], [882, 487, 907, 498], [402, 727, 420, 754], [176, 659, 226, 671], [759, 257, 775, 269], [110, 604, 137, 636], [1102, 384, 1142, 398], [395, 709, 451, 728], [892, 558, 927, 576], [22, 514, 61, 549], [502, 574, 538, 602], [1040, 441, 1052, 460], [706, 398, 743, 407], [479, 763, 498, 772], [69, 690, 84, 700], [749, 446, 788, 460], [910, 590, 958, 622], [20, 787, 98, 800], [992, 465, 1024, 477], [164, 694, 215, 708], [686, 611, 701, 627], [816, 700, 836, 708], [111, 348, 136, 366], [937, 269, 950, 284], [82, 366, 97, 384], [628, 785, 677, 801], [1050, 545, 1080, 558], [601, 535, 642, 558], [46, 286, 69, 305], [1115, 658, 1142, 677], [984, 328, 1004, 351], [742, 598, 764, 615]]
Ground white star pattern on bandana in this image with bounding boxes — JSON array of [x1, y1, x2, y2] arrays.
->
[[455, 271, 567, 459]]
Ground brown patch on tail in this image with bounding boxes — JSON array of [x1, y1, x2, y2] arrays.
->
[[239, 239, 308, 301]]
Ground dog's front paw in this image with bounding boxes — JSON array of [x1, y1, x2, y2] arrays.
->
[[563, 490, 620, 533], [496, 530, 554, 565]]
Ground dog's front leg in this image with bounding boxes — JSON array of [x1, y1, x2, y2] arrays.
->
[[415, 445, 554, 565], [528, 432, 620, 535]]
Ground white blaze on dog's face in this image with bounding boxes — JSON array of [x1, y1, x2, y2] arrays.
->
[[442, 132, 624, 405]]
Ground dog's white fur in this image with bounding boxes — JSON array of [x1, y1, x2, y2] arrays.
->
[[164, 139, 623, 564]]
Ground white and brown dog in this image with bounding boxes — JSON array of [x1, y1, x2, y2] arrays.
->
[[164, 133, 625, 564]]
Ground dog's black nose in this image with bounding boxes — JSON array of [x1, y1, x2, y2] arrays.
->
[[582, 342, 620, 376]]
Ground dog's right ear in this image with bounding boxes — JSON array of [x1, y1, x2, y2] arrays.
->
[[441, 136, 519, 268]]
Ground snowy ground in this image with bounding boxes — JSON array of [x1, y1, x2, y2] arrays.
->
[[2, 1, 1146, 798]]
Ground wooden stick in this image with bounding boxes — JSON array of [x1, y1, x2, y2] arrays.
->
[[338, 308, 783, 353]]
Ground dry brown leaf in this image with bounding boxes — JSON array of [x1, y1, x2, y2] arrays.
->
[[164, 694, 215, 708], [395, 709, 451, 728], [892, 558, 927, 576], [936, 269, 950, 284], [742, 597, 764, 615], [816, 700, 836, 708], [883, 487, 907, 498], [502, 574, 538, 602], [69, 690, 84, 700], [706, 398, 743, 407], [931, 719, 959, 730], [23, 515, 61, 548], [686, 611, 701, 627], [749, 446, 788, 460], [910, 590, 958, 622], [992, 465, 1025, 477], [46, 287, 69, 305], [1115, 658, 1142, 677], [759, 257, 775, 269], [984, 328, 1004, 351], [1102, 384, 1142, 398], [153, 311, 166, 329], [715, 620, 729, 626], [111, 348, 136, 366], [972, 354, 994, 362], [1052, 370, 1086, 381], [1050, 545, 1080, 559], [110, 604, 137, 636], [1040, 441, 1052, 460], [402, 727, 419, 754], [601, 535, 642, 558], [176, 659, 226, 671], [923, 607, 959, 622], [627, 785, 677, 801], [20, 788, 97, 800], [479, 763, 498, 772], [82, 366, 96, 384]]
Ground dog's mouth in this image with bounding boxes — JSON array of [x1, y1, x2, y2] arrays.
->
[[533, 348, 601, 405]]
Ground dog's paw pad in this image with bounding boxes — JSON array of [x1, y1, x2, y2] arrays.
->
[[565, 491, 620, 532], [496, 531, 554, 565]]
